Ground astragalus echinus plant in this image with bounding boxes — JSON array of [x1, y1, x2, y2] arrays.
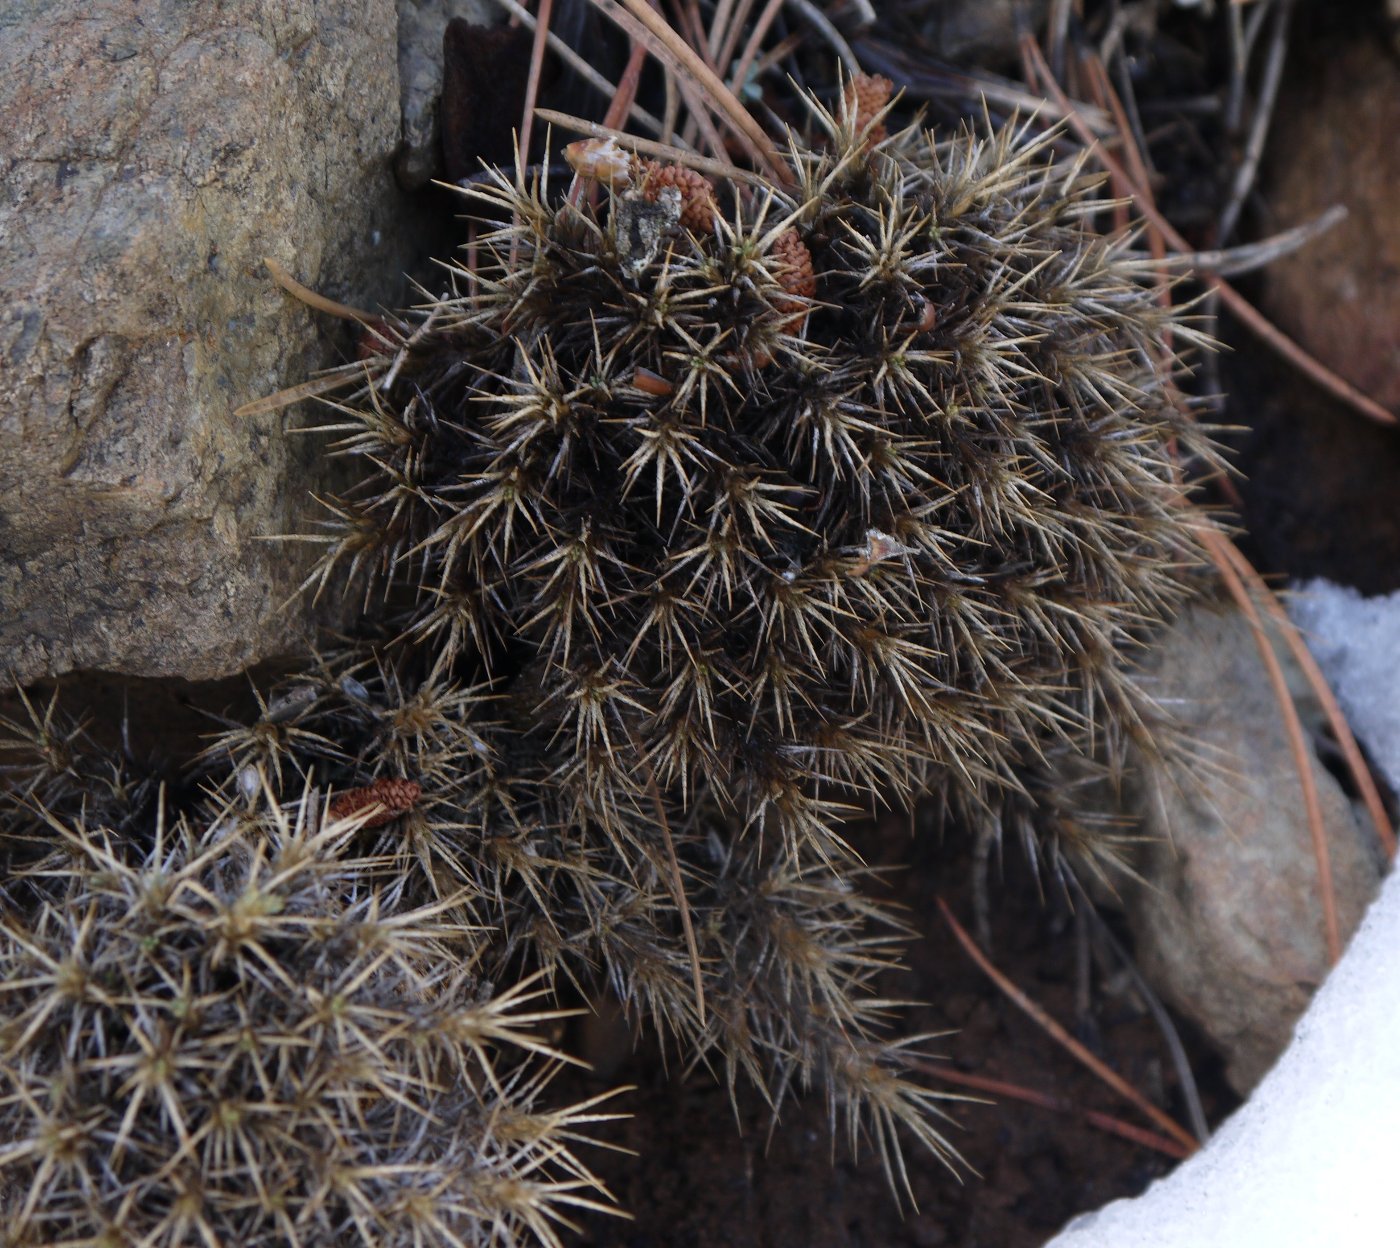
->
[[0, 80, 1214, 1245]]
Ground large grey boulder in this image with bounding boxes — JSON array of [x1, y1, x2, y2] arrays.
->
[[0, 0, 459, 687]]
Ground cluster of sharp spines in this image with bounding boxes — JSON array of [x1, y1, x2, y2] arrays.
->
[[1, 82, 1214, 1241], [0, 773, 625, 1247]]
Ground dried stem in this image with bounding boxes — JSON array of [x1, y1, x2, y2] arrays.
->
[[913, 1062, 1193, 1161], [937, 898, 1200, 1156], [1022, 37, 1395, 427]]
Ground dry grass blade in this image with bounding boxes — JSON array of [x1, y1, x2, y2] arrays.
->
[[1021, 37, 1395, 427], [936, 898, 1200, 1157], [911, 1061, 1192, 1160], [591, 0, 793, 183]]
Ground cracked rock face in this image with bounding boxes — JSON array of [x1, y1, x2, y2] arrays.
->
[[0, 0, 431, 686]]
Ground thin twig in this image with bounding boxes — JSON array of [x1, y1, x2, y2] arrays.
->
[[1218, 0, 1294, 243], [488, 0, 666, 135], [936, 898, 1200, 1156], [911, 1061, 1192, 1160]]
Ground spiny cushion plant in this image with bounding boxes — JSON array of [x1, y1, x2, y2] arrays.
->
[[0, 774, 620, 1248], [296, 84, 1212, 872], [0, 77, 1217, 1242]]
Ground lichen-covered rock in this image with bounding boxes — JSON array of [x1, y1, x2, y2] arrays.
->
[[0, 0, 427, 687], [1120, 601, 1382, 1094]]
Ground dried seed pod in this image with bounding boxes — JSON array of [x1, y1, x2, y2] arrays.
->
[[637, 159, 719, 233], [844, 71, 895, 146], [328, 776, 423, 827], [771, 227, 816, 333]]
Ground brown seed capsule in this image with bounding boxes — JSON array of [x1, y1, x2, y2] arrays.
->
[[771, 228, 816, 335], [637, 160, 719, 233], [844, 72, 894, 147], [631, 366, 675, 397], [328, 778, 423, 828]]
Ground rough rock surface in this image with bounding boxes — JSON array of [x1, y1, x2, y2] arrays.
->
[[1119, 601, 1382, 1095], [0, 0, 445, 687], [1260, 36, 1400, 416]]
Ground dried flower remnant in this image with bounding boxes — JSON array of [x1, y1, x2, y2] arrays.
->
[[563, 136, 636, 186]]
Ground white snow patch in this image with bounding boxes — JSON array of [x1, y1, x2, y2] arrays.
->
[[1044, 862, 1400, 1247], [1289, 579, 1400, 796]]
